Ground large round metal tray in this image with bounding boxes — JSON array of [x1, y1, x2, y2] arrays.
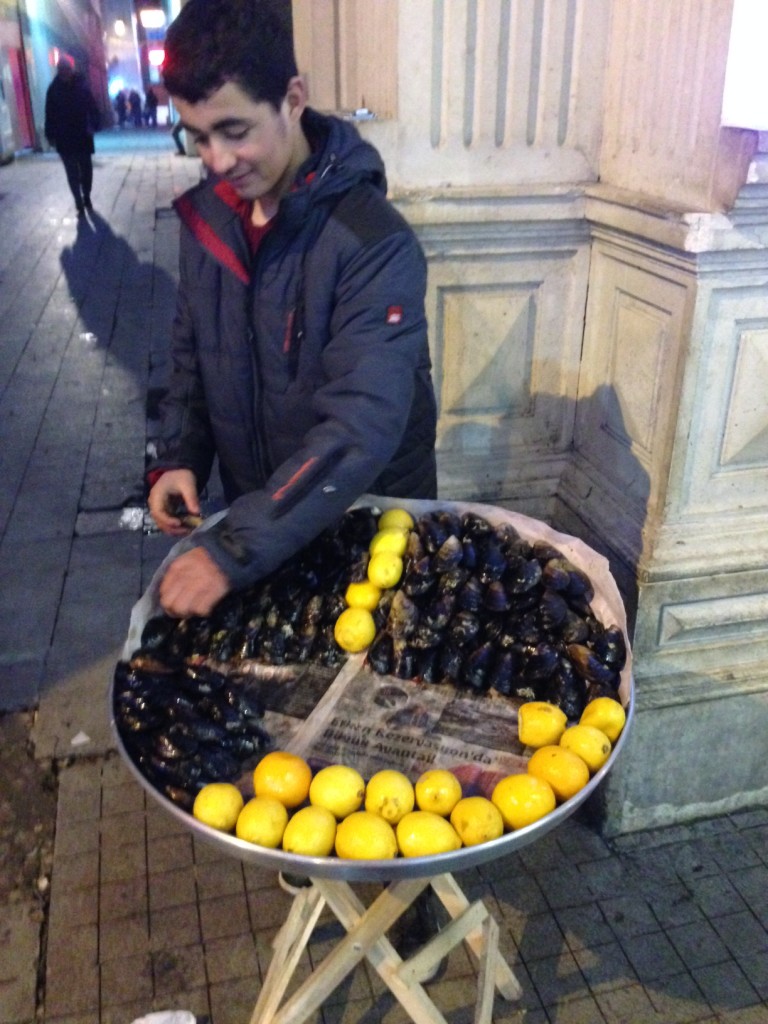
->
[[111, 497, 634, 882]]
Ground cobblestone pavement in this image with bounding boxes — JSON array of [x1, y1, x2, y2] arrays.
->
[[1, 130, 767, 1024]]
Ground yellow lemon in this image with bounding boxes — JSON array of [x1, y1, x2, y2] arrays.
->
[[414, 769, 463, 816], [560, 724, 612, 773], [580, 696, 627, 743], [335, 810, 398, 860], [333, 606, 377, 652], [235, 796, 289, 847], [309, 764, 366, 819], [369, 527, 409, 557], [365, 769, 415, 824], [367, 551, 404, 589], [396, 810, 462, 857], [527, 745, 590, 803], [282, 805, 337, 857], [253, 750, 312, 809], [518, 701, 568, 748], [378, 508, 414, 531], [344, 580, 382, 611], [491, 773, 556, 831], [192, 782, 244, 832], [449, 796, 504, 847]]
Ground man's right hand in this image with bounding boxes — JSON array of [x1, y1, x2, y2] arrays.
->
[[148, 468, 201, 536]]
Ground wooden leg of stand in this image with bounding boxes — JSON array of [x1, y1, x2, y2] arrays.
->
[[430, 874, 522, 1001], [473, 913, 499, 1024], [266, 877, 446, 1024], [318, 878, 452, 1024], [248, 885, 326, 1024]]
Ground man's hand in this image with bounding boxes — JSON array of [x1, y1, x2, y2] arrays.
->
[[148, 468, 201, 536], [159, 546, 231, 618]]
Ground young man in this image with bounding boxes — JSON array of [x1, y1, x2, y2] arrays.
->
[[148, 0, 437, 620], [44, 58, 100, 215]]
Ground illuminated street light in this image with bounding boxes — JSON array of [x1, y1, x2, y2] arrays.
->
[[139, 9, 166, 30]]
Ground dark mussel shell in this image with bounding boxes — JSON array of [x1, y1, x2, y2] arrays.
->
[[401, 556, 437, 598], [460, 511, 493, 539], [417, 647, 442, 684], [488, 647, 523, 696], [590, 624, 627, 671], [566, 644, 620, 689], [422, 592, 455, 630], [438, 509, 463, 537], [154, 727, 199, 762], [222, 681, 264, 719], [387, 590, 419, 639], [368, 631, 394, 675], [449, 610, 481, 645], [418, 513, 449, 554], [505, 556, 543, 594], [410, 623, 444, 650], [194, 748, 242, 783], [483, 580, 511, 613], [182, 662, 229, 694], [476, 537, 507, 584], [461, 642, 495, 691], [560, 608, 591, 644], [539, 589, 569, 632], [542, 558, 572, 591], [208, 628, 242, 663], [439, 642, 464, 683], [523, 642, 560, 682], [461, 536, 478, 570], [533, 540, 564, 563], [434, 534, 463, 573], [543, 657, 587, 719], [456, 576, 484, 613], [437, 566, 470, 595], [140, 614, 181, 652], [392, 640, 417, 680]]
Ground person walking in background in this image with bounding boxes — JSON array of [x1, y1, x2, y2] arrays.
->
[[129, 89, 143, 127], [44, 58, 100, 216], [144, 86, 159, 127], [114, 89, 128, 128]]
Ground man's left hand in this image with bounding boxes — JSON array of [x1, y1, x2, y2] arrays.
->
[[159, 546, 231, 618]]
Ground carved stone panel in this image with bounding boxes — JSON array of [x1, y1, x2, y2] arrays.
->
[[675, 285, 768, 517], [416, 220, 590, 511]]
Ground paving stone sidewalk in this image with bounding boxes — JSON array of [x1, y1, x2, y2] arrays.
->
[[1, 131, 767, 1024]]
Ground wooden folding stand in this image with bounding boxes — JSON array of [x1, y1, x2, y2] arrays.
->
[[249, 872, 522, 1024]]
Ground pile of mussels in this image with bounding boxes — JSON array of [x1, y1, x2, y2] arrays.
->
[[367, 508, 626, 716], [113, 506, 626, 809], [114, 507, 382, 807]]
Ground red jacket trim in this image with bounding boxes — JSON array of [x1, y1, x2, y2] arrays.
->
[[271, 457, 319, 502], [176, 193, 250, 285]]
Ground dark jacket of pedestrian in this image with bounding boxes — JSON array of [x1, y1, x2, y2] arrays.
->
[[44, 63, 99, 156], [129, 90, 143, 127], [144, 87, 159, 126], [115, 90, 127, 127], [150, 107, 437, 590]]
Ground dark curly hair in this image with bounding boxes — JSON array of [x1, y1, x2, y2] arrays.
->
[[163, 0, 297, 109]]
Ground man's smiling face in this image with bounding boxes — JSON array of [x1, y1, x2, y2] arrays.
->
[[174, 78, 309, 211]]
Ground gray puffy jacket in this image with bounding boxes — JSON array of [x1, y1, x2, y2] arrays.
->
[[152, 108, 437, 589]]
